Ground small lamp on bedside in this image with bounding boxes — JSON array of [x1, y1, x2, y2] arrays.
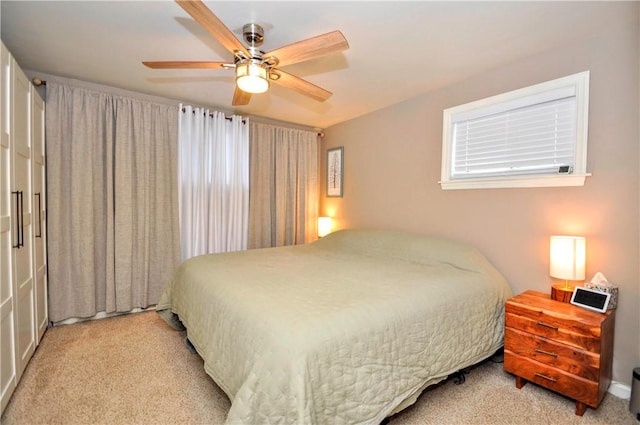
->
[[550, 235, 586, 303], [317, 217, 332, 238]]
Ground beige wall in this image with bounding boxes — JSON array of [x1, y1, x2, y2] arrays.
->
[[321, 5, 639, 387]]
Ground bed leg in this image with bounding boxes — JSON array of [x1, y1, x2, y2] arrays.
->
[[452, 369, 467, 385], [184, 337, 197, 354]]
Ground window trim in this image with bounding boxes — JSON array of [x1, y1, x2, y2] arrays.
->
[[440, 71, 591, 190]]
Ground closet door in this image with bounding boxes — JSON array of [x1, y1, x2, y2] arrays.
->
[[0, 42, 16, 414], [31, 89, 46, 343], [10, 59, 35, 382]]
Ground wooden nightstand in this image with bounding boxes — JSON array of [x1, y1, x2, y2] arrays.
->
[[504, 290, 615, 416]]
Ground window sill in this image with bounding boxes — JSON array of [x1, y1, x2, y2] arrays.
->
[[439, 173, 591, 190]]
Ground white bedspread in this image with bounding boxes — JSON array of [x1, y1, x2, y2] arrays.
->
[[157, 229, 512, 424]]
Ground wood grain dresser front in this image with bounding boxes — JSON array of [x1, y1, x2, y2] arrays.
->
[[503, 290, 615, 416]]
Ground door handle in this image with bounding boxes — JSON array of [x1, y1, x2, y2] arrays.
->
[[35, 192, 42, 238], [19, 190, 24, 247], [12, 191, 20, 248], [11, 190, 24, 248]]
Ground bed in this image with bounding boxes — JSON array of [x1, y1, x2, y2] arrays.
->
[[156, 229, 513, 424]]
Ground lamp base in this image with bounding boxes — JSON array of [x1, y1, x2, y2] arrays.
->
[[551, 284, 575, 303]]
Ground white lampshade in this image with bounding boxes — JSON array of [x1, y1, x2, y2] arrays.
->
[[317, 217, 332, 238], [550, 236, 586, 281], [236, 62, 269, 94]]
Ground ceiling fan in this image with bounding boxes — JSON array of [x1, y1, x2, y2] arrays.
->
[[143, 0, 349, 106]]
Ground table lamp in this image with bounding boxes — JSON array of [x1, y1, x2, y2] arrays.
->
[[318, 217, 332, 238], [550, 235, 586, 303]]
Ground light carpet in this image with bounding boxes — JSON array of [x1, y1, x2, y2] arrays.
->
[[1, 311, 636, 425]]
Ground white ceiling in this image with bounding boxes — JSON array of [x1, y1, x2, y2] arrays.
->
[[0, 1, 632, 129]]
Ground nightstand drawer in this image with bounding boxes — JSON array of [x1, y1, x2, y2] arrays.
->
[[504, 327, 600, 381], [505, 308, 601, 353], [504, 352, 599, 408]]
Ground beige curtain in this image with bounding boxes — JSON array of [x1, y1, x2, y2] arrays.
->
[[46, 83, 181, 322], [248, 122, 319, 248]]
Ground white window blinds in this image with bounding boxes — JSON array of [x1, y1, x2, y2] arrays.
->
[[440, 71, 590, 190], [451, 96, 577, 178]]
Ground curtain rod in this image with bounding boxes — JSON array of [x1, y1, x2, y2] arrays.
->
[[32, 79, 324, 137], [32, 79, 238, 123], [181, 107, 325, 137], [181, 107, 246, 123]]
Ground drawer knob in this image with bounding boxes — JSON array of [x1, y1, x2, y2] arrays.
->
[[534, 372, 557, 383], [536, 321, 559, 331], [535, 348, 558, 357]]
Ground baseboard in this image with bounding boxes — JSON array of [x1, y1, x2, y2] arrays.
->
[[609, 381, 631, 400], [53, 305, 157, 326]]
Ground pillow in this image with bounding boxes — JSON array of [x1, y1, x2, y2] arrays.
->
[[314, 228, 492, 273]]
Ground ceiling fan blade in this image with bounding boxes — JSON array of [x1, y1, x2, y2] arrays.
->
[[264, 31, 349, 68], [271, 70, 332, 102], [175, 0, 249, 58], [143, 61, 231, 69], [232, 87, 252, 106]]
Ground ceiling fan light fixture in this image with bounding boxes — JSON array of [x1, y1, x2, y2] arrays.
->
[[236, 62, 269, 94]]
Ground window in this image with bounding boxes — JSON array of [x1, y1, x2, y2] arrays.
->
[[440, 71, 590, 190]]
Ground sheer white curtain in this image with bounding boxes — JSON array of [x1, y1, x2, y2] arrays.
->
[[178, 105, 249, 260]]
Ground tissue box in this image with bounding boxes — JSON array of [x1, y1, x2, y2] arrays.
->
[[585, 282, 618, 310]]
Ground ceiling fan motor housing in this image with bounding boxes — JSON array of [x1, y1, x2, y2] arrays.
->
[[237, 23, 279, 81], [243, 23, 264, 47]]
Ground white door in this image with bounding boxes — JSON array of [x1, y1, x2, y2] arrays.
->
[[0, 42, 16, 414], [31, 89, 47, 343], [10, 60, 35, 382]]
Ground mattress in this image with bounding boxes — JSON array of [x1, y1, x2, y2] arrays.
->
[[157, 229, 513, 424]]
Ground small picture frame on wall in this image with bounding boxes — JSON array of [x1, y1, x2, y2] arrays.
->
[[327, 147, 344, 197]]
